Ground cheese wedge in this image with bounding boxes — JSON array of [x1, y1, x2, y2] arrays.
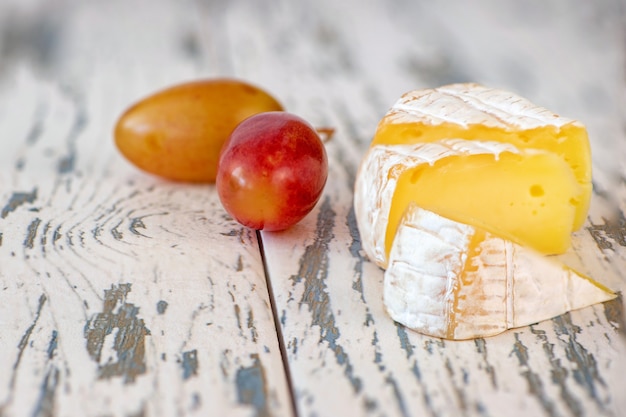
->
[[384, 203, 616, 340], [354, 139, 582, 268], [372, 83, 591, 231]]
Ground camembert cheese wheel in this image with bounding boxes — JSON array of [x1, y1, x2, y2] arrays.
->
[[384, 203, 616, 340], [356, 84, 592, 267], [354, 83, 608, 339]]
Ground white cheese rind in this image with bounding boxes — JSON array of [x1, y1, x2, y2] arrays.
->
[[354, 139, 521, 268], [384, 83, 582, 130], [383, 203, 617, 340]]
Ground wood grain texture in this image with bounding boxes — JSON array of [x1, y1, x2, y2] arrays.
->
[[0, 0, 625, 416], [251, 1, 626, 416], [0, 1, 292, 416]]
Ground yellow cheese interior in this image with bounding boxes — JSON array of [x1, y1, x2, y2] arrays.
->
[[373, 122, 591, 230], [386, 151, 582, 256]]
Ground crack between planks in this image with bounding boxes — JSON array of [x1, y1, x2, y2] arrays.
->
[[256, 230, 300, 417]]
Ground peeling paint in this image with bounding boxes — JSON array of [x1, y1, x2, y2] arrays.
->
[[220, 229, 240, 237], [347, 206, 366, 303], [289, 337, 298, 356], [52, 226, 62, 243], [396, 323, 414, 359], [587, 212, 626, 250], [24, 218, 42, 249], [190, 393, 201, 411], [129, 217, 148, 236], [234, 303, 242, 332], [385, 374, 408, 417], [47, 330, 58, 359], [235, 354, 270, 417], [512, 333, 557, 416], [1, 188, 37, 219], [247, 310, 258, 343], [57, 153, 75, 174], [531, 326, 583, 417], [40, 221, 51, 248], [444, 358, 469, 412], [290, 197, 363, 393], [91, 225, 102, 239], [372, 332, 382, 368], [14, 294, 47, 383], [474, 401, 491, 417], [390, 323, 428, 404], [181, 349, 198, 380], [603, 292, 625, 336], [474, 338, 497, 389], [551, 314, 608, 413], [424, 338, 445, 355], [156, 300, 168, 314], [111, 220, 124, 240], [0, 294, 49, 414], [236, 255, 244, 272], [84, 284, 150, 384], [31, 367, 59, 417]]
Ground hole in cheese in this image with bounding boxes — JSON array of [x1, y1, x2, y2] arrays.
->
[[373, 122, 591, 230], [529, 185, 544, 197], [385, 151, 582, 257]]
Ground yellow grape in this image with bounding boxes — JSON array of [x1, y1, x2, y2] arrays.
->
[[114, 78, 283, 182]]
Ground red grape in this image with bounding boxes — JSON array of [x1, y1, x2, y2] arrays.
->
[[216, 112, 328, 231]]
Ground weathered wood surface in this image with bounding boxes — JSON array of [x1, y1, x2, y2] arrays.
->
[[0, 0, 625, 416]]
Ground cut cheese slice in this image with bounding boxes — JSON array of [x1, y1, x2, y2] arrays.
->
[[384, 203, 616, 340], [354, 140, 582, 268], [372, 83, 591, 230]]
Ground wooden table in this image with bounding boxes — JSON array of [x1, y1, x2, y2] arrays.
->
[[1, 1, 625, 416]]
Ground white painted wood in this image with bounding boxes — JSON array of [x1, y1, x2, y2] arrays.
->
[[0, 0, 625, 417], [253, 1, 626, 417], [0, 1, 292, 416]]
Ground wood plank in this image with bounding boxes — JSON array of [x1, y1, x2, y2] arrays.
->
[[0, 1, 293, 416], [1, 0, 625, 416], [249, 0, 626, 416]]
